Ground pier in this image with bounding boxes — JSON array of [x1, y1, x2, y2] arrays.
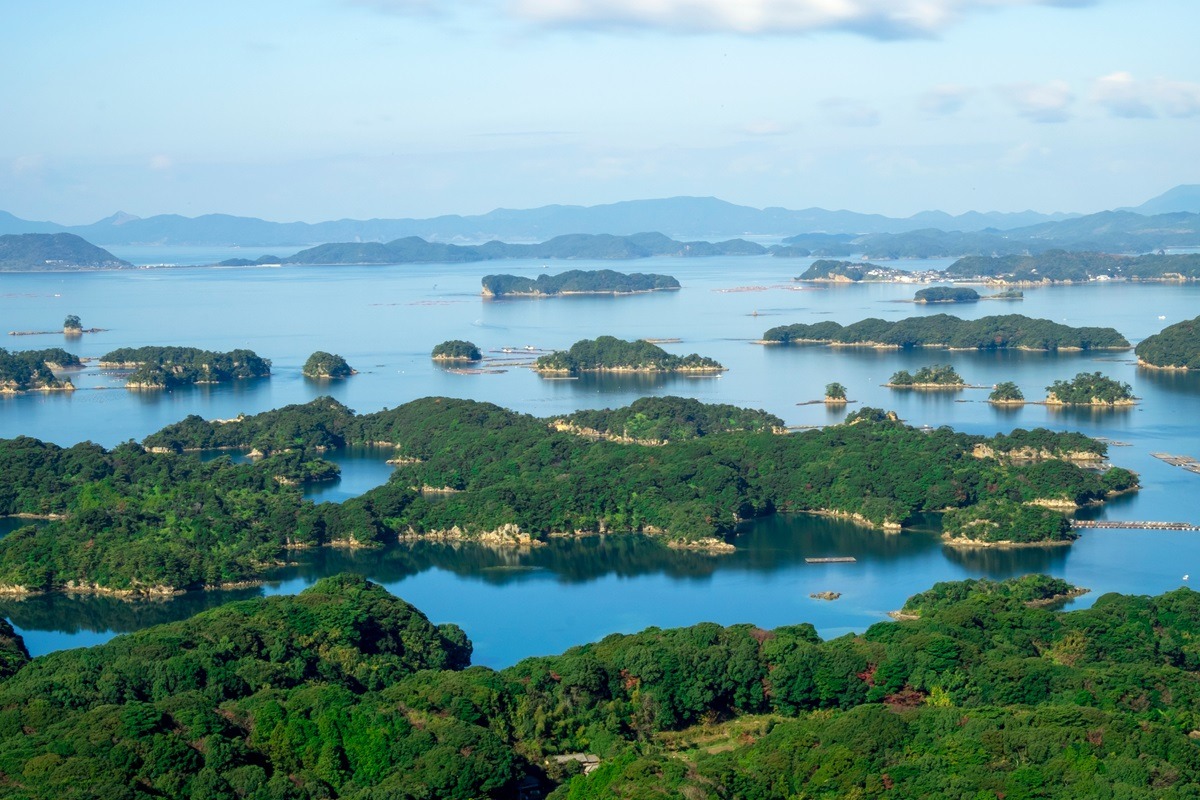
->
[[1071, 520, 1200, 531], [805, 556, 857, 563]]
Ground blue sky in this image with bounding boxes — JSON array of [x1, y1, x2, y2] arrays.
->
[[2, 0, 1198, 222]]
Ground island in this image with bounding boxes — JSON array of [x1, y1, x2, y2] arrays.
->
[[1135, 314, 1200, 370], [0, 347, 80, 393], [0, 233, 132, 271], [760, 314, 1130, 351], [913, 286, 979, 304], [794, 259, 911, 282], [885, 364, 966, 389], [824, 381, 848, 404], [431, 340, 482, 362], [481, 269, 680, 297], [5, 573, 1200, 798], [0, 395, 1138, 595], [945, 250, 1200, 283], [987, 288, 1025, 300], [988, 381, 1026, 404], [942, 499, 1074, 545], [62, 315, 82, 335], [533, 336, 725, 375], [302, 351, 355, 379], [1045, 372, 1136, 407], [99, 346, 272, 389]]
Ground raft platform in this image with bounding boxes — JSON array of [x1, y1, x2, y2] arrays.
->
[[805, 556, 857, 564], [1071, 520, 1200, 531], [1151, 453, 1200, 474]]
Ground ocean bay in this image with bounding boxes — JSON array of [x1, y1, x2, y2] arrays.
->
[[4, 252, 1200, 666]]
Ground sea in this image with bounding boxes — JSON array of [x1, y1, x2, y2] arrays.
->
[[2, 246, 1199, 667]]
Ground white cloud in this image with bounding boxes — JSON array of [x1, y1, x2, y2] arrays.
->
[[1093, 72, 1200, 119], [919, 84, 972, 115], [1000, 80, 1073, 123], [820, 98, 880, 127], [507, 0, 1101, 38], [149, 155, 174, 171], [11, 154, 46, 176]]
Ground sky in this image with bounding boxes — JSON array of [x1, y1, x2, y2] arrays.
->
[[2, 0, 1198, 223]]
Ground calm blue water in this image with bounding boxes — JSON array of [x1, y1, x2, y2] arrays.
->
[[3, 251, 1200, 666]]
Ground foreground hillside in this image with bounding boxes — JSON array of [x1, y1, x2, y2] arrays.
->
[[2, 574, 1200, 798]]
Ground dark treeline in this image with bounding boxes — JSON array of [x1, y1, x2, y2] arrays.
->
[[0, 396, 1139, 593], [0, 347, 81, 391], [1136, 314, 1200, 369], [534, 336, 725, 373], [100, 346, 272, 388], [1046, 372, 1136, 405], [887, 364, 964, 387], [481, 269, 679, 297], [301, 351, 354, 379], [762, 313, 1130, 351], [946, 250, 1200, 282], [914, 286, 979, 303], [5, 574, 1200, 797]]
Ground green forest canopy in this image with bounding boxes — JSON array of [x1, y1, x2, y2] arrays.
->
[[1135, 314, 1200, 369], [534, 336, 725, 373], [100, 346, 272, 388]]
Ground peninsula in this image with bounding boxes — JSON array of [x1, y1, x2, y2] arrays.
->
[[760, 314, 1130, 351], [794, 259, 913, 282], [533, 336, 725, 375], [1135, 314, 1200, 370], [0, 233, 132, 271], [0, 396, 1136, 594], [99, 346, 272, 388], [482, 269, 679, 297]]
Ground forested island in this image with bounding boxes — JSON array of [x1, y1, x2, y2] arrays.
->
[[225, 232, 766, 266], [0, 347, 81, 393], [989, 381, 1026, 404], [913, 286, 979, 303], [534, 337, 725, 374], [1136, 314, 1200, 369], [0, 396, 1137, 593], [99, 346, 272, 388], [761, 314, 1130, 351], [886, 364, 966, 389], [431, 340, 482, 361], [0, 233, 132, 271], [5, 573, 1200, 797], [794, 259, 910, 282], [301, 351, 355, 379], [1045, 372, 1136, 406], [481, 269, 680, 297], [946, 250, 1200, 283]]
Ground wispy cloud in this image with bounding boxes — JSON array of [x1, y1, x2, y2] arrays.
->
[[918, 84, 972, 115], [507, 0, 1102, 39], [1000, 80, 1073, 123], [1093, 72, 1200, 119], [820, 98, 880, 127]]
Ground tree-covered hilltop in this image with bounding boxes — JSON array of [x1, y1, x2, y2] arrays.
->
[[534, 336, 725, 374], [983, 427, 1109, 460], [1136, 314, 1200, 369], [913, 286, 979, 303], [555, 396, 784, 443], [989, 381, 1026, 403], [481, 269, 680, 297], [99, 346, 272, 388], [301, 351, 355, 378], [794, 259, 908, 282], [942, 499, 1076, 544], [62, 314, 83, 333], [430, 340, 482, 361], [946, 250, 1200, 282], [824, 381, 847, 401], [886, 364, 965, 387], [761, 313, 1131, 351], [281, 232, 766, 265], [10, 576, 1200, 798], [0, 347, 81, 392], [0, 233, 132, 271], [0, 619, 29, 680], [1046, 372, 1136, 406]]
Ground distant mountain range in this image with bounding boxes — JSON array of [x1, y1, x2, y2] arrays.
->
[[13, 191, 1194, 247]]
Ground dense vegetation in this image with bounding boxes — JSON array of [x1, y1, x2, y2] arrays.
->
[[913, 286, 979, 303], [946, 250, 1200, 282], [283, 232, 765, 266], [100, 346, 272, 388], [886, 364, 964, 387], [985, 427, 1109, 460], [62, 314, 82, 332], [430, 340, 481, 361], [557, 396, 783, 443], [989, 381, 1026, 402], [1046, 372, 1136, 406], [824, 381, 847, 401], [0, 233, 132, 271], [1136, 314, 1200, 369], [8, 574, 1200, 797], [0, 396, 1138, 591], [534, 336, 725, 373], [481, 268, 680, 297], [0, 347, 81, 392], [301, 351, 354, 379], [762, 313, 1130, 351], [942, 499, 1075, 544], [793, 259, 906, 282]]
